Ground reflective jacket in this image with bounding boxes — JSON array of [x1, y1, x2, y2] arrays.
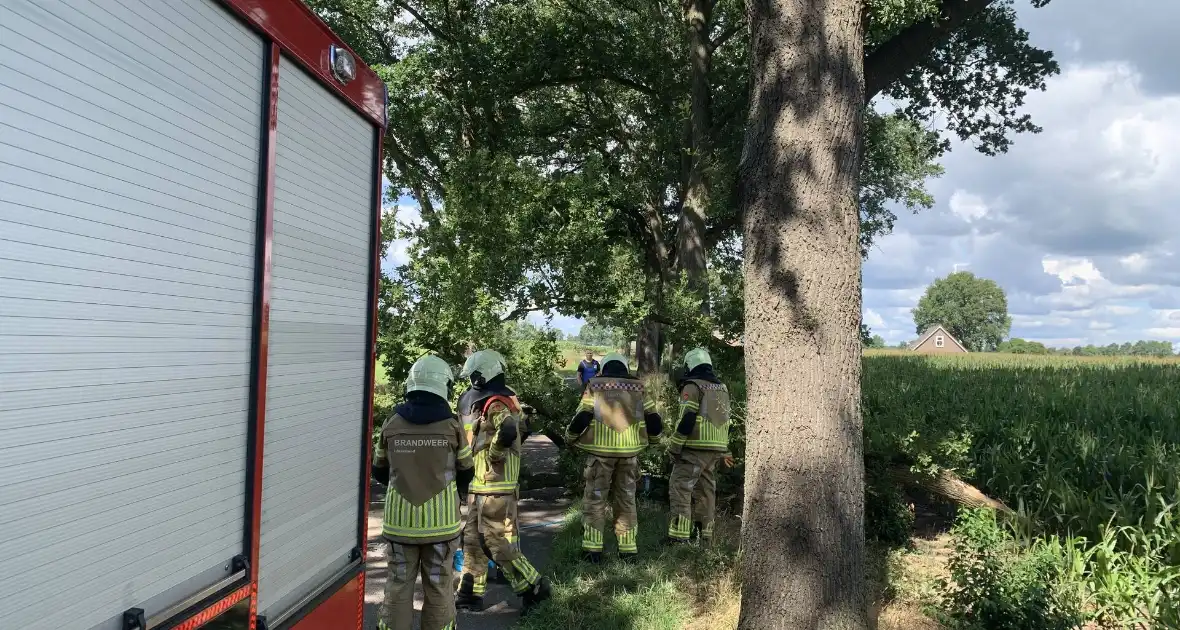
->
[[374, 412, 473, 543], [470, 396, 523, 495], [571, 376, 655, 457], [670, 378, 731, 453]]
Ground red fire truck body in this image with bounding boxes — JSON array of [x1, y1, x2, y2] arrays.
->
[[0, 1, 386, 628]]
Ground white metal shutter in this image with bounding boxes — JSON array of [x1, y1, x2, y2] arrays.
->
[[257, 56, 374, 618], [0, 1, 263, 629]]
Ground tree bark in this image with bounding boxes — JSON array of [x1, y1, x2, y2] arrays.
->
[[737, 0, 868, 628], [675, 0, 714, 315], [636, 318, 661, 374], [888, 466, 1013, 515]]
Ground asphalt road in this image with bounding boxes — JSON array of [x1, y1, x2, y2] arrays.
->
[[363, 437, 570, 630]]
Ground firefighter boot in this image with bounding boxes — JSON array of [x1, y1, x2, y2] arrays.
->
[[455, 574, 484, 612], [582, 550, 602, 564], [489, 560, 509, 584], [520, 576, 552, 615]]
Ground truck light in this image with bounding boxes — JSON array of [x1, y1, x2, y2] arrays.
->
[[330, 44, 356, 84]]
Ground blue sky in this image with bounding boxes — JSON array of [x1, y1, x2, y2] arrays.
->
[[382, 0, 1180, 346]]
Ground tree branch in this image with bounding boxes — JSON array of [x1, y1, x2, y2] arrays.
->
[[512, 73, 659, 98], [500, 299, 618, 323], [392, 0, 451, 42], [863, 0, 996, 102], [709, 18, 744, 52], [339, 7, 398, 63]]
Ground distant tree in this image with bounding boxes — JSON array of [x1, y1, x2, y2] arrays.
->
[[913, 271, 1011, 352], [997, 337, 1048, 354], [868, 334, 887, 348], [576, 322, 615, 347], [1052, 340, 1174, 357]]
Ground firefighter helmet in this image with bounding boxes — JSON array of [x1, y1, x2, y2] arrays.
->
[[405, 354, 454, 400], [459, 349, 507, 387], [683, 347, 713, 371], [601, 352, 628, 370]]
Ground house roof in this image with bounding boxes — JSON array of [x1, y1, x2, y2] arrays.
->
[[908, 324, 968, 352]]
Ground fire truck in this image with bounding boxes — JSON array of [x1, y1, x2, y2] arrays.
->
[[0, 1, 386, 628]]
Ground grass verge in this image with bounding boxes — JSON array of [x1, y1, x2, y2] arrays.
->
[[517, 500, 741, 630]]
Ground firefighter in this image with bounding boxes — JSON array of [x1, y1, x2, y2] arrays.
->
[[456, 371, 534, 585], [371, 354, 474, 630], [454, 350, 551, 614], [564, 353, 662, 563], [666, 348, 734, 545]]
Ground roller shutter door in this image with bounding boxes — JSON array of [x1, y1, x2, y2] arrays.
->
[[257, 56, 375, 618], [0, 1, 264, 629]]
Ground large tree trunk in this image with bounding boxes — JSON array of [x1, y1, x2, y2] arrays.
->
[[737, 0, 868, 628], [675, 0, 714, 315], [636, 318, 661, 374]]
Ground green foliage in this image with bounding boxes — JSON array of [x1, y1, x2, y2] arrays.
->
[[865, 468, 916, 548], [938, 508, 1085, 630], [309, 0, 1058, 360], [865, 353, 1180, 626], [870, 0, 1059, 156], [913, 271, 1011, 352], [575, 322, 617, 347], [996, 338, 1049, 354], [859, 110, 945, 256]]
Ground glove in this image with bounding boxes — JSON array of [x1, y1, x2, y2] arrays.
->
[[371, 462, 390, 486], [496, 421, 518, 448], [457, 466, 474, 497]]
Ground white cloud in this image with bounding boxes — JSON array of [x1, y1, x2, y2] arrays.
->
[[863, 309, 886, 330], [947, 190, 990, 222], [863, 52, 1180, 348]]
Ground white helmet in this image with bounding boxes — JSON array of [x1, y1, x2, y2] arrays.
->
[[684, 347, 713, 371], [459, 349, 507, 386], [404, 354, 454, 400], [601, 352, 628, 370]]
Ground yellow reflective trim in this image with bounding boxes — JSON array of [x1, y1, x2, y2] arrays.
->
[[457, 445, 472, 459], [383, 481, 461, 536], [668, 515, 692, 539], [618, 529, 637, 553], [382, 522, 463, 538], [577, 444, 645, 456]]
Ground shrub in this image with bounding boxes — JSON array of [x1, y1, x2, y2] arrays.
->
[[938, 508, 1085, 630]]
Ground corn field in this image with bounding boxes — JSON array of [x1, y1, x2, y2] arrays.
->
[[863, 352, 1180, 626]]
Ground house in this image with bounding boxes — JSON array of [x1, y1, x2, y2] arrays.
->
[[908, 324, 968, 354]]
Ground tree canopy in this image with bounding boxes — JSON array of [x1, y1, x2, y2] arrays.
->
[[307, 0, 1058, 381], [913, 271, 1012, 352]]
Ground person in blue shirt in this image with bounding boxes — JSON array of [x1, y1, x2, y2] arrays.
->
[[576, 350, 600, 386]]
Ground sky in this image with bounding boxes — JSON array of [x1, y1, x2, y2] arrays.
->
[[385, 0, 1180, 346]]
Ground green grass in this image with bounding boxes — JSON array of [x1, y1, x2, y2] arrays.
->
[[375, 354, 390, 386], [517, 501, 741, 630]]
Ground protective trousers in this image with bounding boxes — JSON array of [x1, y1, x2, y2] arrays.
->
[[581, 454, 640, 553], [379, 539, 459, 630], [461, 494, 540, 595], [667, 449, 724, 542]]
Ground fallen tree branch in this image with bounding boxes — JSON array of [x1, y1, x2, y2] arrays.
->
[[887, 464, 1014, 515]]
